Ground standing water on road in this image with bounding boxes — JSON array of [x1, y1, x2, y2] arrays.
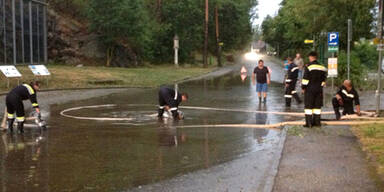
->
[[0, 56, 303, 191]]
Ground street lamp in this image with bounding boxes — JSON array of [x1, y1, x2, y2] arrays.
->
[[174, 35, 179, 67]]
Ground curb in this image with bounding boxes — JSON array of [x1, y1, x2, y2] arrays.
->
[[263, 126, 287, 192]]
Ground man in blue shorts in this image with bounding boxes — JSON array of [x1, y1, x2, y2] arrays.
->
[[252, 59, 271, 103]]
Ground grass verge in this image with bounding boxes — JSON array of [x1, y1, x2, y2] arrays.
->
[[0, 65, 215, 93], [351, 124, 384, 186]]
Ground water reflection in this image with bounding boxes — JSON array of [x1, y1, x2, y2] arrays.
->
[[0, 58, 288, 191], [254, 104, 269, 144], [157, 121, 187, 147], [1, 131, 48, 192]]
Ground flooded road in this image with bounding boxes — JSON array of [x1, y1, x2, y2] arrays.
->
[[0, 55, 303, 192]]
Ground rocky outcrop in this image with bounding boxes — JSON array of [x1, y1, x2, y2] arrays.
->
[[47, 9, 105, 65]]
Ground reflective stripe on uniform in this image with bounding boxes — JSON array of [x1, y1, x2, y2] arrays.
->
[[16, 116, 25, 122], [159, 106, 164, 109], [284, 95, 293, 98], [22, 84, 35, 95], [342, 89, 354, 98], [170, 107, 178, 111], [308, 64, 327, 72], [291, 67, 299, 72], [292, 91, 297, 94], [302, 79, 309, 85], [174, 92, 178, 100], [7, 113, 14, 119], [285, 79, 292, 83], [305, 109, 313, 115], [313, 109, 321, 115], [32, 103, 39, 107]]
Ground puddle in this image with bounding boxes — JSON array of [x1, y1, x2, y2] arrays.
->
[[0, 56, 303, 191]]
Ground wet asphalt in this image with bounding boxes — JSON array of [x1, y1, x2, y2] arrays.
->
[[0, 54, 296, 192], [1, 54, 381, 192]]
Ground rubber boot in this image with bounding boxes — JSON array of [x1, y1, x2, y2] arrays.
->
[[293, 93, 302, 104], [259, 97, 262, 103], [263, 97, 267, 104], [158, 108, 164, 117], [313, 115, 321, 126], [285, 98, 291, 107], [17, 122, 24, 134], [334, 108, 341, 120], [304, 115, 313, 128], [7, 119, 15, 134]]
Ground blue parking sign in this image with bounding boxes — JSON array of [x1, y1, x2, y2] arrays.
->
[[328, 32, 339, 46]]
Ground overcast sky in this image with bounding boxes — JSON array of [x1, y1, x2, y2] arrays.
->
[[254, 0, 282, 27]]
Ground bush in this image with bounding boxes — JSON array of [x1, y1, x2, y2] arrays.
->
[[335, 50, 367, 87], [354, 40, 378, 70]]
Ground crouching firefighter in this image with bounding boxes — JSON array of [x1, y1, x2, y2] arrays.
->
[[301, 52, 327, 127], [158, 87, 188, 120], [332, 80, 360, 120], [285, 57, 302, 107], [5, 81, 41, 134]]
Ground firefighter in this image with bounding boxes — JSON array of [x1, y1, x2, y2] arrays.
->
[[5, 81, 41, 134], [301, 52, 327, 127], [158, 87, 188, 120], [285, 57, 302, 107], [332, 80, 360, 120]]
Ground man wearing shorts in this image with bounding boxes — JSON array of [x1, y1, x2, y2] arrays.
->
[[252, 59, 271, 103]]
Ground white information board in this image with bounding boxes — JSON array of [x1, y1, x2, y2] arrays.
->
[[29, 65, 50, 76], [0, 65, 22, 78], [328, 58, 338, 77]]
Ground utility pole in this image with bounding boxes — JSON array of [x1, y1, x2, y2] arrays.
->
[[203, 0, 209, 68], [215, 4, 222, 67], [377, 0, 383, 115], [347, 19, 352, 80]]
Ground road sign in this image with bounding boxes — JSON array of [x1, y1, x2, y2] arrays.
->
[[328, 58, 338, 77], [328, 46, 339, 52], [0, 65, 22, 78], [328, 32, 339, 46], [304, 39, 314, 44], [378, 44, 384, 51], [374, 38, 384, 45]]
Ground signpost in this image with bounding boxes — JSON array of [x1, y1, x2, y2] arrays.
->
[[174, 35, 179, 68], [29, 65, 50, 76], [347, 19, 352, 80], [0, 65, 22, 88], [376, 0, 384, 116], [328, 32, 339, 93], [28, 65, 51, 86]]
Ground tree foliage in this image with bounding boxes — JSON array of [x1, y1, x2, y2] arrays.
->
[[262, 0, 376, 57], [71, 0, 257, 66], [88, 0, 153, 66]]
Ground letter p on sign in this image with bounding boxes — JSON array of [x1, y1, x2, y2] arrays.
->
[[328, 32, 339, 47]]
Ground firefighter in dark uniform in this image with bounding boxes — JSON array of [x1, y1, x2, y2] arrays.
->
[[332, 80, 360, 120], [285, 57, 302, 107], [158, 87, 188, 120], [5, 81, 41, 133], [301, 52, 327, 127]]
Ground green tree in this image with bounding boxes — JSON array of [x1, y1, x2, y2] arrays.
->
[[262, 0, 375, 57], [335, 50, 366, 87], [88, 0, 154, 66]]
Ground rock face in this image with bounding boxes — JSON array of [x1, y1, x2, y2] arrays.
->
[[47, 9, 105, 65]]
